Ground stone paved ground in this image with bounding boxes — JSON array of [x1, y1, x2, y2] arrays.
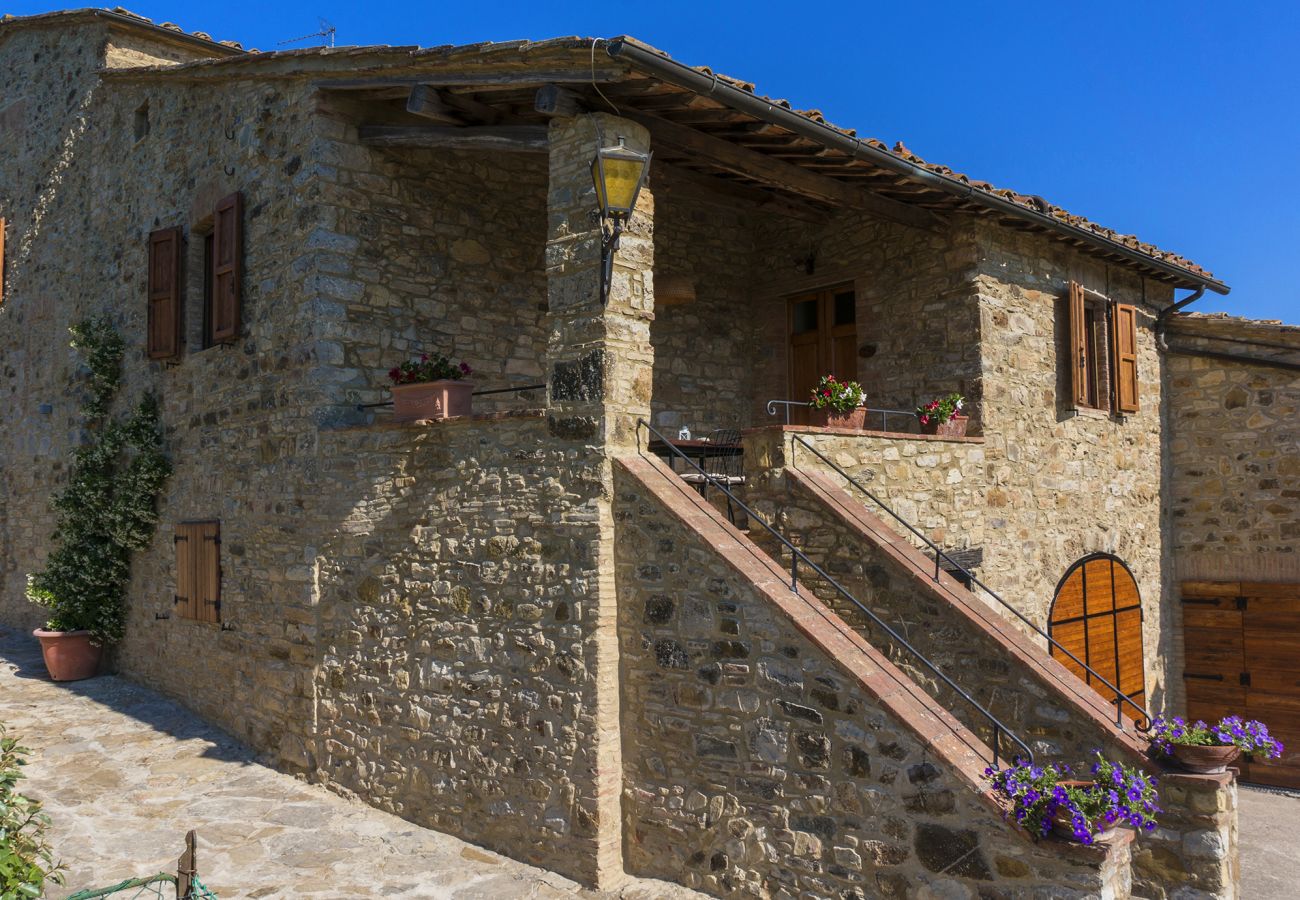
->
[[0, 630, 699, 900], [1239, 784, 1300, 900]]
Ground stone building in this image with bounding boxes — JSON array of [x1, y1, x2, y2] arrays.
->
[[0, 7, 1279, 897], [1164, 312, 1300, 788]]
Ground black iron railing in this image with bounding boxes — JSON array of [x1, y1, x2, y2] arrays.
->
[[788, 432, 1151, 731], [355, 383, 546, 411], [766, 399, 918, 432], [638, 420, 1034, 767]]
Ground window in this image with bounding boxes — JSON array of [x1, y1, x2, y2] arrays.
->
[[1048, 554, 1146, 721], [175, 521, 221, 624], [148, 191, 242, 358], [1067, 281, 1140, 414], [185, 226, 216, 350]]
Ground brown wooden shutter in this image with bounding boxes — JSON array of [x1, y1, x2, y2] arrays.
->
[[175, 521, 221, 623], [1068, 281, 1090, 408], [195, 521, 221, 624], [147, 227, 182, 359], [175, 523, 199, 620], [0, 216, 7, 305], [1111, 303, 1140, 414], [210, 192, 243, 344]]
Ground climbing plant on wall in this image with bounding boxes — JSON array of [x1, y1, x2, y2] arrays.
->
[[26, 317, 172, 645]]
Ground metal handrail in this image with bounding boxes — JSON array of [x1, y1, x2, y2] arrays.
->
[[355, 382, 546, 411], [638, 419, 1034, 766], [765, 399, 918, 432], [788, 432, 1151, 731]]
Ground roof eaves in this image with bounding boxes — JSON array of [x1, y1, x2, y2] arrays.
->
[[607, 36, 1228, 295], [0, 7, 245, 55]]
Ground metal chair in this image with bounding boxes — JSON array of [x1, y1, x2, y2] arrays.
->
[[680, 428, 745, 524]]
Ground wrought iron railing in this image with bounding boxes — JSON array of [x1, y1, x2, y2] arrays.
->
[[788, 432, 1151, 731], [355, 383, 546, 411], [765, 399, 918, 432], [638, 419, 1034, 766]]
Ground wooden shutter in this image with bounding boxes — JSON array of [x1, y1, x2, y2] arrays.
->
[[210, 192, 243, 344], [147, 227, 182, 359], [1111, 303, 1139, 413], [175, 523, 199, 620], [1067, 281, 1090, 408], [175, 521, 221, 623]]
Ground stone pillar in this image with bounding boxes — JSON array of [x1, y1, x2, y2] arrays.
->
[[544, 113, 654, 888], [545, 113, 654, 449]]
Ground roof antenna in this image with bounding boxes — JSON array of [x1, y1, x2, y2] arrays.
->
[[278, 18, 336, 48]]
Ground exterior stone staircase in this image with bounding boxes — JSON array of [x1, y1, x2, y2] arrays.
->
[[614, 454, 1136, 898], [741, 458, 1239, 900]]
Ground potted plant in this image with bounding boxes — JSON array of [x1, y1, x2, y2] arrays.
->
[[916, 392, 968, 436], [987, 752, 1159, 845], [387, 353, 474, 422], [808, 375, 866, 429], [26, 318, 171, 681], [1150, 715, 1283, 774]]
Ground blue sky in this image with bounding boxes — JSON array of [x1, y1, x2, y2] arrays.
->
[[16, 1, 1299, 322]]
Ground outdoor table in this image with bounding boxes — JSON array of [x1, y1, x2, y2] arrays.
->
[[646, 437, 743, 473]]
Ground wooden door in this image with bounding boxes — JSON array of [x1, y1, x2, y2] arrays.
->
[[1049, 555, 1146, 721], [787, 285, 858, 424], [1183, 581, 1300, 787]]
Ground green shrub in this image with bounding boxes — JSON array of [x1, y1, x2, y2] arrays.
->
[[0, 724, 61, 897], [26, 317, 172, 645]]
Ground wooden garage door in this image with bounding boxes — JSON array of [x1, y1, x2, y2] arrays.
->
[[1182, 581, 1300, 788], [1049, 555, 1146, 722]]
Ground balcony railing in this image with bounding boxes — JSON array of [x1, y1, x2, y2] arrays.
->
[[766, 399, 918, 432]]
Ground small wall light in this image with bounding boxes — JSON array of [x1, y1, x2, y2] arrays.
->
[[591, 136, 651, 306]]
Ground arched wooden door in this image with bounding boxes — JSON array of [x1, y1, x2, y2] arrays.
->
[[1048, 555, 1146, 720]]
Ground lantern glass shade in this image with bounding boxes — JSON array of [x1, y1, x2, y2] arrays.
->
[[591, 139, 650, 219]]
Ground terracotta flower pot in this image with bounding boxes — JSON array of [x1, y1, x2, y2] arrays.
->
[[391, 380, 473, 422], [1169, 743, 1241, 774], [810, 407, 866, 430], [33, 629, 102, 682], [1047, 781, 1120, 843], [920, 414, 969, 437]]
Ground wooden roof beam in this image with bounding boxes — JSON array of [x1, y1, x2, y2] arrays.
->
[[624, 111, 943, 232], [359, 125, 547, 152]]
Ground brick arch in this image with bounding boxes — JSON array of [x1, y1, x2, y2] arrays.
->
[[1048, 554, 1146, 721]]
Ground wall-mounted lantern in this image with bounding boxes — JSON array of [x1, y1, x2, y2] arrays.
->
[[591, 137, 651, 306]]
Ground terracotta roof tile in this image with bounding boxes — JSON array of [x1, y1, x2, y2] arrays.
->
[[63, 20, 1215, 283]]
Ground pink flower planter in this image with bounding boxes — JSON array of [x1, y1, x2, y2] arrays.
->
[[391, 380, 473, 422]]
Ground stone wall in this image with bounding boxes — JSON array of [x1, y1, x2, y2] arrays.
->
[[744, 425, 988, 553], [649, 169, 759, 434], [743, 462, 1145, 767], [973, 224, 1174, 715], [615, 454, 1135, 899], [748, 210, 981, 422], [1134, 772, 1239, 900], [310, 98, 551, 420], [741, 450, 1241, 898], [310, 413, 614, 882], [647, 186, 980, 434], [1166, 315, 1300, 584]]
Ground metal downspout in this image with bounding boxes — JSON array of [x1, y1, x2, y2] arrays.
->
[[1155, 285, 1206, 350]]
